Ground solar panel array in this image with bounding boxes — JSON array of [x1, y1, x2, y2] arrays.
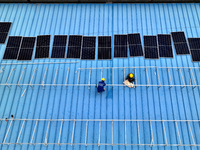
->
[[81, 37, 96, 60], [127, 33, 143, 57], [98, 36, 112, 60], [0, 22, 11, 44], [3, 36, 22, 60], [51, 35, 67, 58], [114, 35, 128, 58], [67, 35, 82, 59], [188, 38, 200, 62], [35, 35, 51, 59], [17, 37, 36, 60], [171, 32, 190, 55], [143, 36, 159, 59], [157, 34, 173, 58]]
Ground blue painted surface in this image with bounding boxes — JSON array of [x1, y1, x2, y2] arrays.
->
[[0, 3, 200, 150]]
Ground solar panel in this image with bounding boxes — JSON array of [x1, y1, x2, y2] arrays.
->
[[143, 36, 159, 59], [114, 34, 128, 58], [67, 35, 82, 59], [35, 35, 50, 59], [0, 22, 12, 33], [128, 33, 143, 57], [36, 35, 50, 47], [0, 32, 8, 43], [81, 48, 95, 60], [3, 36, 22, 60], [81, 36, 96, 60], [190, 50, 200, 62], [17, 37, 36, 60], [188, 38, 200, 50], [157, 34, 173, 58], [53, 35, 67, 47], [98, 36, 112, 60], [51, 47, 66, 58], [171, 31, 189, 55], [17, 48, 34, 60]]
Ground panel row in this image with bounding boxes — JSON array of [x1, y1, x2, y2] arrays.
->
[[2, 32, 200, 61]]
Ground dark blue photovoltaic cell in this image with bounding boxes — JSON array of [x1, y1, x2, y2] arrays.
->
[[157, 34, 172, 46], [0, 22, 11, 33], [51, 47, 66, 58], [129, 45, 143, 57], [128, 33, 141, 45], [188, 38, 200, 50], [3, 48, 20, 59], [67, 47, 81, 58], [190, 50, 200, 62], [7, 36, 22, 48], [144, 47, 159, 59], [17, 48, 34, 60], [114, 46, 128, 58], [143, 36, 157, 47], [36, 35, 50, 47], [0, 32, 8, 43], [98, 48, 112, 59], [20, 37, 36, 49], [82, 37, 96, 47], [174, 43, 190, 55], [81, 48, 95, 60], [68, 35, 82, 47], [171, 31, 187, 43], [159, 46, 173, 58], [114, 35, 127, 46], [53, 35, 67, 47], [35, 47, 49, 59], [98, 36, 111, 47]]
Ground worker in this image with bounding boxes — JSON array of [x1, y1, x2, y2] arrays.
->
[[123, 73, 135, 88], [97, 78, 106, 93]]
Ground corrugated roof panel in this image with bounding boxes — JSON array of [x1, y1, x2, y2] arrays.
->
[[0, 3, 200, 150]]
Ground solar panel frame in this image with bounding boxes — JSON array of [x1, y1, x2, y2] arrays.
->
[[174, 43, 190, 55], [114, 46, 128, 58], [188, 38, 200, 50], [81, 47, 96, 60], [34, 47, 50, 59], [0, 22, 12, 44], [0, 22, 12, 33], [0, 32, 8, 44], [190, 50, 200, 62], [17, 48, 35, 61], [36, 35, 51, 47], [114, 34, 127, 46], [98, 36, 112, 60], [68, 35, 82, 47], [114, 34, 128, 58], [3, 36, 23, 60], [81, 36, 96, 60], [143, 35, 159, 59], [53, 35, 68, 47], [128, 33, 142, 45], [66, 35, 83, 59]]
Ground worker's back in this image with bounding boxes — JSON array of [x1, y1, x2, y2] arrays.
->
[[97, 81, 106, 93]]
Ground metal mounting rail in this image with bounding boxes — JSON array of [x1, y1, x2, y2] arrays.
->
[[0, 66, 199, 89], [0, 119, 199, 147]]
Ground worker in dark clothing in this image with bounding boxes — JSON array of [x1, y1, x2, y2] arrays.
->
[[97, 78, 106, 93], [126, 73, 135, 83]]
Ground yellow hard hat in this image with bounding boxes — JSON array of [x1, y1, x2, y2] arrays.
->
[[129, 73, 133, 78], [101, 78, 105, 81]]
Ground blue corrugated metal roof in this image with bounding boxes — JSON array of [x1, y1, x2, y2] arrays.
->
[[0, 3, 200, 150]]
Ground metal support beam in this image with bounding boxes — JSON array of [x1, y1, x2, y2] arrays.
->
[[189, 68, 197, 89], [5, 67, 15, 89], [112, 120, 113, 146], [3, 120, 13, 144], [167, 68, 173, 89], [30, 120, 38, 144], [18, 67, 26, 89], [85, 120, 88, 146], [145, 68, 150, 89], [150, 120, 154, 147], [17, 119, 26, 144], [101, 68, 103, 79], [77, 69, 80, 88], [125, 120, 127, 146], [53, 67, 59, 89], [112, 68, 114, 88], [42, 67, 48, 89], [178, 68, 185, 89], [134, 68, 137, 88], [58, 120, 63, 145], [162, 121, 168, 146], [88, 68, 91, 89], [156, 67, 161, 88], [44, 120, 51, 145], [29, 67, 37, 89], [187, 121, 195, 146], [175, 121, 182, 146], [98, 121, 101, 146], [71, 120, 76, 146], [65, 67, 70, 89]]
